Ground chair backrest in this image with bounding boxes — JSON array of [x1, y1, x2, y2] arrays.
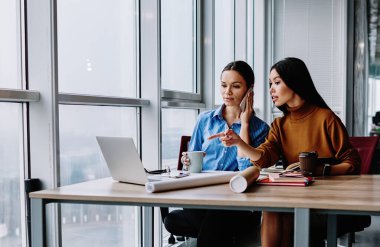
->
[[176, 135, 191, 170], [349, 136, 379, 174]]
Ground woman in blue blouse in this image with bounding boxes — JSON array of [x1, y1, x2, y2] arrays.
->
[[165, 60, 269, 246]]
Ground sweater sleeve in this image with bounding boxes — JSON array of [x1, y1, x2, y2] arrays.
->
[[251, 119, 282, 168], [237, 118, 270, 170], [328, 116, 361, 174]]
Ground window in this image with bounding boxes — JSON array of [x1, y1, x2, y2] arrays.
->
[[0, 1, 26, 246], [0, 104, 24, 247], [57, 0, 137, 97], [0, 0, 22, 89], [161, 109, 197, 169], [59, 106, 138, 246], [57, 1, 141, 246], [213, 0, 255, 108], [161, 0, 196, 93], [160, 0, 201, 171], [214, 0, 234, 105], [368, 77, 380, 131], [160, 1, 201, 245], [9, 1, 285, 246], [59, 106, 137, 186]]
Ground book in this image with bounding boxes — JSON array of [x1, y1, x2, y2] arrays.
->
[[268, 172, 307, 182], [257, 172, 314, 186], [257, 177, 313, 186], [229, 167, 315, 193]]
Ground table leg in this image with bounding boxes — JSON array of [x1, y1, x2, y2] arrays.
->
[[327, 214, 337, 247], [294, 208, 310, 247], [31, 198, 46, 247], [142, 207, 153, 247]]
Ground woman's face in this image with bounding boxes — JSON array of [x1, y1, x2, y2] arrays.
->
[[269, 69, 297, 107], [220, 70, 248, 107]]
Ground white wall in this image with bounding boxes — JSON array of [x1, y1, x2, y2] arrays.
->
[[270, 0, 347, 123]]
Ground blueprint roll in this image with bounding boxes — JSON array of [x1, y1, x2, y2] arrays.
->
[[229, 166, 260, 193], [145, 171, 237, 193]]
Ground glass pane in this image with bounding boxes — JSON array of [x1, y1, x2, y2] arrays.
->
[[0, 103, 23, 246], [0, 1, 22, 88], [57, 0, 137, 97], [161, 108, 197, 245], [161, 109, 197, 169], [59, 105, 138, 246], [214, 0, 234, 105], [369, 78, 380, 132], [161, 0, 195, 92], [375, 79, 380, 112]]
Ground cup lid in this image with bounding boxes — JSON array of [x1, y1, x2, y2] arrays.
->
[[299, 151, 318, 158]]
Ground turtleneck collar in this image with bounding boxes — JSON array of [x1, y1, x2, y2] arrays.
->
[[287, 102, 317, 121]]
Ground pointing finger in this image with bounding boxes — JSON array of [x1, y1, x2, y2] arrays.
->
[[208, 132, 225, 140]]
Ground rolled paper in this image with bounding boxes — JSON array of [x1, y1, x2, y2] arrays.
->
[[145, 171, 238, 193], [229, 166, 260, 193]]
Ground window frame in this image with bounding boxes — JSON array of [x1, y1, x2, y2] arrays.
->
[[160, 0, 204, 110], [26, 0, 149, 246], [0, 89, 40, 102], [0, 1, 36, 246]]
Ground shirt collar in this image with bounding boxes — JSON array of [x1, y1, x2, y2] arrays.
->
[[212, 105, 225, 120], [212, 104, 242, 125]]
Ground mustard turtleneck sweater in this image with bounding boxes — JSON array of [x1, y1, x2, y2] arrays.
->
[[253, 103, 361, 174]]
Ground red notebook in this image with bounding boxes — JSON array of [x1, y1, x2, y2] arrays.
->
[[257, 177, 313, 186]]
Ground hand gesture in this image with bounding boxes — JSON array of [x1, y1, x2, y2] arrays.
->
[[208, 129, 242, 147]]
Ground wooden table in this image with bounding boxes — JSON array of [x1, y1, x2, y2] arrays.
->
[[30, 175, 380, 247]]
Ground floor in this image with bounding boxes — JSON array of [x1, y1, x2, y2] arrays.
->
[[163, 216, 380, 247]]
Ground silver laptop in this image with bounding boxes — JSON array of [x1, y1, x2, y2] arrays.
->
[[96, 136, 161, 185]]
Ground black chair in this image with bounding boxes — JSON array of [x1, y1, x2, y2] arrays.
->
[[160, 135, 191, 244]]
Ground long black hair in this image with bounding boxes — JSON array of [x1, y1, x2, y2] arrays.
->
[[222, 60, 255, 89], [270, 57, 330, 114]]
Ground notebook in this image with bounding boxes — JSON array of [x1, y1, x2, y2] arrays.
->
[[96, 136, 163, 185]]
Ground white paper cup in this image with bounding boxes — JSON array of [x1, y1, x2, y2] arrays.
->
[[186, 151, 204, 173]]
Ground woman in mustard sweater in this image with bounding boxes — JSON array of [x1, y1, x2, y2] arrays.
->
[[209, 57, 360, 247]]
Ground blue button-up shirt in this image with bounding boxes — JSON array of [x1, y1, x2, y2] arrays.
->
[[188, 105, 270, 171]]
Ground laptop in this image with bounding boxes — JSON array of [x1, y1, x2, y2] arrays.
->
[[96, 136, 162, 185]]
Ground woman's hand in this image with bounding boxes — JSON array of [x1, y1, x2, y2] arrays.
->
[[209, 129, 262, 161], [240, 90, 254, 125], [181, 152, 191, 170], [181, 152, 206, 171], [208, 129, 243, 147]]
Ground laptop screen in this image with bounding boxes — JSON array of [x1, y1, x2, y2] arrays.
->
[[96, 136, 148, 185]]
